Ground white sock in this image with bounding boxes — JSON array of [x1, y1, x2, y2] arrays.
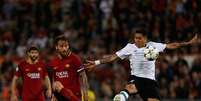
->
[[119, 91, 129, 99]]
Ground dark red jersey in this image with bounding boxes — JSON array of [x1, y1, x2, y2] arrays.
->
[[15, 60, 47, 101], [49, 53, 84, 100]]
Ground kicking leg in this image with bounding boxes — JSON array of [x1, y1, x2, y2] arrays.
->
[[113, 84, 138, 101], [147, 98, 159, 101]]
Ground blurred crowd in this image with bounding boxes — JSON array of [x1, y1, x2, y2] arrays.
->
[[0, 0, 201, 101]]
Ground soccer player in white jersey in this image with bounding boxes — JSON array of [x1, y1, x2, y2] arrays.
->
[[85, 29, 198, 101]]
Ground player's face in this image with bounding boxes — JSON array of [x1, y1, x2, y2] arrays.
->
[[28, 50, 39, 62], [56, 40, 69, 57], [134, 33, 147, 47]]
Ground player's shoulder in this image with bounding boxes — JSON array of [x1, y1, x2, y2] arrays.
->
[[147, 41, 162, 46], [17, 60, 29, 70], [70, 53, 81, 61], [37, 60, 46, 66], [48, 56, 60, 66], [148, 41, 164, 44], [49, 55, 60, 61], [128, 43, 137, 49], [127, 43, 133, 46], [147, 41, 156, 44], [148, 41, 165, 46], [18, 60, 27, 67]]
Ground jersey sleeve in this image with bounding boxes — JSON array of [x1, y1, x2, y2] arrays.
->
[[152, 42, 167, 52], [115, 43, 132, 59], [73, 55, 85, 73], [15, 64, 22, 77]]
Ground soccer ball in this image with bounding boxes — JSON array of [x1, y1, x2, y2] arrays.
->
[[144, 46, 159, 61]]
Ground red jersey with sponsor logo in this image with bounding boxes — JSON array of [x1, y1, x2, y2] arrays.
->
[[15, 60, 47, 101], [49, 53, 84, 100]]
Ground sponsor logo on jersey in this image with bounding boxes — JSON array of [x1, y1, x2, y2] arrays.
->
[[27, 73, 40, 79], [56, 71, 68, 78]]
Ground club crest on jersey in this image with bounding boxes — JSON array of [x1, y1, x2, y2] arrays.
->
[[53, 67, 58, 70], [25, 69, 29, 71], [65, 64, 70, 69], [38, 67, 42, 71]]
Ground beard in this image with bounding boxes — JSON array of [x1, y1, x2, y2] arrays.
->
[[30, 56, 38, 62], [59, 50, 70, 57]]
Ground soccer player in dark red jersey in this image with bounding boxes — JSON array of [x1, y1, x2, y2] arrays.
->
[[49, 35, 88, 101], [11, 46, 52, 101]]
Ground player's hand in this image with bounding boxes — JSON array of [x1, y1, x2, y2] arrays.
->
[[11, 95, 18, 101], [51, 95, 58, 101], [84, 60, 96, 71], [83, 94, 89, 101], [53, 81, 64, 92], [46, 89, 52, 98]]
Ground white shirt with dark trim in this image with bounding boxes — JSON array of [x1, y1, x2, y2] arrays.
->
[[116, 42, 166, 80]]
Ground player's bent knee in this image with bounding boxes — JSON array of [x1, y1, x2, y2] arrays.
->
[[147, 98, 160, 101], [125, 84, 138, 94]]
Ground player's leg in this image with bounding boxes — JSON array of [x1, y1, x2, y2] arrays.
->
[[147, 98, 160, 101], [113, 84, 138, 101], [113, 75, 139, 101]]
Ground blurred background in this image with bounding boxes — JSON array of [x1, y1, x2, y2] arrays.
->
[[0, 0, 201, 101]]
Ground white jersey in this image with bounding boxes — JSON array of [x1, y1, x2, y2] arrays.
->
[[116, 42, 166, 80]]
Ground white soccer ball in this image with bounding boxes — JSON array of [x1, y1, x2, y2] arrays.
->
[[113, 94, 126, 101], [144, 46, 159, 61]]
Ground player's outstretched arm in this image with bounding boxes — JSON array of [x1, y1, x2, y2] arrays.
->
[[11, 76, 18, 101], [79, 71, 89, 101], [166, 34, 198, 49], [84, 54, 119, 71]]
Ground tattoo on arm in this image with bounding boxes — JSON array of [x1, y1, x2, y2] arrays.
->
[[99, 54, 119, 64], [79, 71, 89, 100]]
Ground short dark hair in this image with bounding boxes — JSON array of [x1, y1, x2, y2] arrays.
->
[[26, 46, 39, 53], [134, 28, 147, 37], [54, 35, 68, 45], [129, 28, 147, 42]]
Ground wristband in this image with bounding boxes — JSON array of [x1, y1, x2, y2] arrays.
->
[[94, 60, 101, 65]]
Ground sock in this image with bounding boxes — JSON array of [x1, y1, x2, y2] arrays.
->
[[119, 89, 129, 99]]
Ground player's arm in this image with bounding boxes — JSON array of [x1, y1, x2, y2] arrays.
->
[[11, 76, 18, 101], [44, 75, 52, 98], [85, 54, 120, 70], [79, 70, 89, 101], [166, 34, 198, 49], [98, 54, 120, 64]]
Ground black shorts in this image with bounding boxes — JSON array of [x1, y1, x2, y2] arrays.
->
[[128, 75, 160, 101]]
